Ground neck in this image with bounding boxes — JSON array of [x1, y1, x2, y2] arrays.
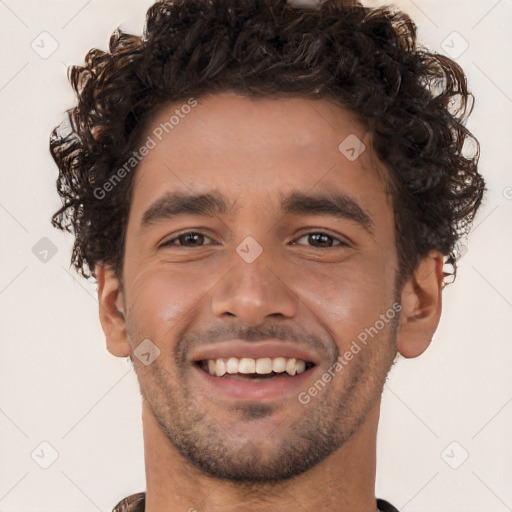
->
[[142, 400, 380, 512]]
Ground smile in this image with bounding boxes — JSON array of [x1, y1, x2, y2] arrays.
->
[[197, 356, 315, 380], [189, 339, 321, 400]]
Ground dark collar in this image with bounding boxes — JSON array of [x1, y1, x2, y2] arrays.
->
[[113, 493, 400, 512]]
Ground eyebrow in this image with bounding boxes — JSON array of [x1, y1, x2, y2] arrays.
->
[[140, 191, 230, 227], [140, 190, 374, 234]]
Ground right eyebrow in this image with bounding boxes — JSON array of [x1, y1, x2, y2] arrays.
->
[[140, 191, 231, 230]]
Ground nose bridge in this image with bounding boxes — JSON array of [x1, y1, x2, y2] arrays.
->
[[210, 239, 298, 326]]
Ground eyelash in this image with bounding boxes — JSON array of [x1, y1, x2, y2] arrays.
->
[[159, 230, 350, 249]]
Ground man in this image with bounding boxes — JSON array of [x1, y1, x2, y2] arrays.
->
[[49, 0, 485, 510]]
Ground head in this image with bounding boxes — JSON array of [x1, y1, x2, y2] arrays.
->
[[50, 0, 485, 483]]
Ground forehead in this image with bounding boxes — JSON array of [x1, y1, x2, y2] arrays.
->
[[128, 93, 390, 222]]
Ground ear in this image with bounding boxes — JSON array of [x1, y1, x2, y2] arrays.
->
[[95, 263, 131, 358], [396, 250, 445, 358]]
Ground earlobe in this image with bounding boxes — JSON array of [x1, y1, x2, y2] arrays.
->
[[95, 263, 131, 358], [396, 251, 445, 358]]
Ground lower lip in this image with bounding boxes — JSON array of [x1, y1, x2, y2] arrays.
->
[[193, 364, 316, 401]]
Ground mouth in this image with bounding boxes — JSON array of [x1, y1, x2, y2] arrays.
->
[[196, 356, 316, 381], [192, 355, 318, 402], [189, 340, 322, 401]]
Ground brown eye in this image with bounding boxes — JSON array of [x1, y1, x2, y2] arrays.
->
[[293, 232, 349, 249], [160, 232, 215, 248]]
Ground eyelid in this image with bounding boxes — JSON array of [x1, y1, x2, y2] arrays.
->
[[159, 229, 217, 248], [292, 230, 351, 248], [159, 229, 351, 249]]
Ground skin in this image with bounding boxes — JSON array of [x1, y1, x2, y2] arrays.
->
[[95, 93, 444, 512]]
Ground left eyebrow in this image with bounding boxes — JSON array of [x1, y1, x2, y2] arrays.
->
[[280, 191, 375, 235]]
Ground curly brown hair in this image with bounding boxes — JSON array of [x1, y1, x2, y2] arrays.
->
[[50, 0, 485, 287]]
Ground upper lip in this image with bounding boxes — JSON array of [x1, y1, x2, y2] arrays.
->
[[189, 340, 321, 365]]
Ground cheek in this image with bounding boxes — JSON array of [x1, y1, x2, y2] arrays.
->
[[126, 268, 199, 341], [296, 263, 394, 344]]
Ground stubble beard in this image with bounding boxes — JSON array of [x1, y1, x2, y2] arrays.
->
[[132, 312, 399, 484]]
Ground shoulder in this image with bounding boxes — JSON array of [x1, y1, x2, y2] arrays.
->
[[377, 498, 400, 512], [112, 492, 146, 512]]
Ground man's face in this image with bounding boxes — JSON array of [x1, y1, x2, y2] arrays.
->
[[121, 93, 400, 481]]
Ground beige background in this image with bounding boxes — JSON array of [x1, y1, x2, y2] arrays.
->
[[0, 0, 511, 510]]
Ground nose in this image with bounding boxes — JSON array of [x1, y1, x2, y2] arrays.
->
[[211, 250, 299, 327]]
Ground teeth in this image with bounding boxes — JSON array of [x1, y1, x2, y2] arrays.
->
[[227, 357, 239, 373], [285, 357, 297, 376], [215, 358, 227, 377], [203, 357, 310, 377], [272, 357, 286, 373], [255, 357, 272, 374], [239, 358, 256, 374], [295, 359, 306, 374]]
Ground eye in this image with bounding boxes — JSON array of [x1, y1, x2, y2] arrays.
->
[[159, 230, 350, 250], [159, 231, 217, 248], [292, 232, 350, 249]]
